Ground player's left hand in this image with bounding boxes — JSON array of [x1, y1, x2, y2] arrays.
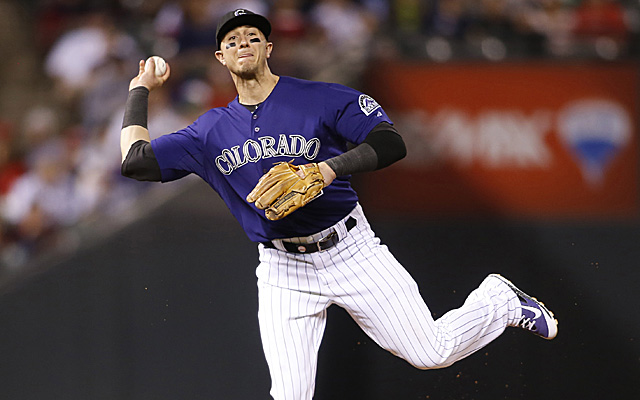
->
[[247, 161, 325, 220]]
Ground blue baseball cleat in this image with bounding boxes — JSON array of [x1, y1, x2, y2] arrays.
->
[[490, 274, 558, 340]]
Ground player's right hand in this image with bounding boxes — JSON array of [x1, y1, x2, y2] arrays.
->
[[128, 58, 170, 91]]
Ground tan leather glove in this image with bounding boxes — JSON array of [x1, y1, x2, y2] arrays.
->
[[246, 162, 324, 220]]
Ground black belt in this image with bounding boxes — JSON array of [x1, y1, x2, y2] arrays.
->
[[262, 217, 356, 254]]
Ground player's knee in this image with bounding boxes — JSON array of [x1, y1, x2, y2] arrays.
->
[[270, 380, 314, 400], [410, 359, 454, 371], [404, 353, 455, 370], [408, 359, 439, 370]]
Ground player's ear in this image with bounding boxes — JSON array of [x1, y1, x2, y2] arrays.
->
[[266, 42, 273, 59], [215, 50, 226, 65]]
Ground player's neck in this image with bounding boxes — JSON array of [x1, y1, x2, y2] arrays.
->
[[233, 69, 279, 105]]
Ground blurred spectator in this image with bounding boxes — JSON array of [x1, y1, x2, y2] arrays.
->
[[44, 11, 113, 101], [308, 0, 380, 85], [175, 0, 219, 53], [3, 139, 86, 227], [267, 0, 311, 77], [310, 0, 379, 54], [44, 8, 139, 108], [270, 0, 307, 40], [1, 138, 89, 267], [0, 0, 40, 124], [80, 53, 141, 133], [513, 0, 576, 58], [573, 0, 630, 59], [421, 0, 469, 61], [384, 0, 433, 59], [19, 106, 63, 165], [391, 0, 431, 35], [464, 0, 522, 60], [361, 0, 391, 23], [0, 122, 26, 198], [34, 0, 99, 53], [428, 0, 469, 39], [574, 0, 628, 39]]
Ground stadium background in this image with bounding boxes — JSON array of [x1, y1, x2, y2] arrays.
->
[[1, 0, 639, 399]]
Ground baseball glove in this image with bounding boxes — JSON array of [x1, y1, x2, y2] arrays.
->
[[246, 161, 324, 220]]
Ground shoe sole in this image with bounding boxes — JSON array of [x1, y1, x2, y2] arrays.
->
[[489, 273, 559, 340]]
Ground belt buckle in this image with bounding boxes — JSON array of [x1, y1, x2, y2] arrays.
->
[[317, 231, 337, 252]]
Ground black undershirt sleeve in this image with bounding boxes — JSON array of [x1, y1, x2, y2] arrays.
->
[[324, 122, 406, 177], [121, 140, 162, 181]]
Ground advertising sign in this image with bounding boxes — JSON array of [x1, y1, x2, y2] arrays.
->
[[362, 62, 639, 218]]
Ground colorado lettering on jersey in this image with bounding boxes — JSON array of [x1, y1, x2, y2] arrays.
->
[[215, 134, 321, 175]]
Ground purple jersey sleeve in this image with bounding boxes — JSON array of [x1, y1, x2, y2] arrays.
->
[[326, 84, 392, 145], [151, 120, 203, 182]]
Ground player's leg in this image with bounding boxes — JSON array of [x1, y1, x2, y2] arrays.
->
[[323, 207, 521, 369], [428, 273, 521, 366], [256, 247, 332, 400]]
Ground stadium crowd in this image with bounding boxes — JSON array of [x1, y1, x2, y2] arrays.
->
[[0, 0, 639, 274]]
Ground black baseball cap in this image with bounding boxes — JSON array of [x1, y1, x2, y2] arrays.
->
[[216, 9, 271, 49]]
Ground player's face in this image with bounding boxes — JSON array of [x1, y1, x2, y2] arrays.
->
[[215, 26, 272, 78]]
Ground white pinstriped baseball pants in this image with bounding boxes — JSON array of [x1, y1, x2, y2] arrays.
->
[[256, 204, 520, 400]]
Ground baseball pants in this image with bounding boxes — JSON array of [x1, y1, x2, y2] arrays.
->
[[256, 204, 520, 400]]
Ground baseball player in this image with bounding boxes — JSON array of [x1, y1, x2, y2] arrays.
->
[[120, 9, 558, 400]]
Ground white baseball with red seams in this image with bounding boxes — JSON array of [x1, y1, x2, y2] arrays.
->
[[145, 56, 166, 76]]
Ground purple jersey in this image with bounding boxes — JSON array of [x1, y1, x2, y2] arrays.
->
[[151, 76, 392, 242]]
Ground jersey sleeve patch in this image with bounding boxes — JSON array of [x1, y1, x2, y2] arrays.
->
[[358, 94, 381, 116]]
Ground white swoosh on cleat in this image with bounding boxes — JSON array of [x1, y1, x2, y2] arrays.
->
[[522, 305, 542, 319]]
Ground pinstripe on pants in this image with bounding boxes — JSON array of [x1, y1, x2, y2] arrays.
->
[[256, 204, 520, 400]]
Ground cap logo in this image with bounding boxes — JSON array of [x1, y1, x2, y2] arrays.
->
[[234, 9, 248, 16]]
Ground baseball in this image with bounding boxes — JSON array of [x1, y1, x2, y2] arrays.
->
[[145, 56, 167, 76]]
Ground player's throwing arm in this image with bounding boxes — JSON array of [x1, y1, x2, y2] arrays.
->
[[120, 56, 170, 162]]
